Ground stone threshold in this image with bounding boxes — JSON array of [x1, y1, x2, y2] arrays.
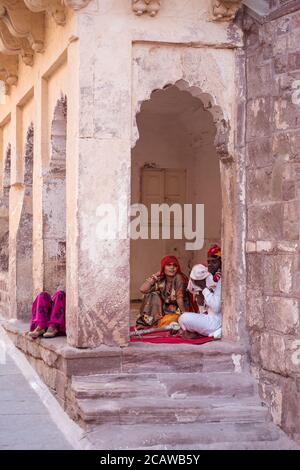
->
[[1, 318, 247, 358]]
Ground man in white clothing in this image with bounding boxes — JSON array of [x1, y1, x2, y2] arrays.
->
[[179, 244, 222, 339]]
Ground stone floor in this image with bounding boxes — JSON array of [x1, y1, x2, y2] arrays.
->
[[0, 352, 72, 450]]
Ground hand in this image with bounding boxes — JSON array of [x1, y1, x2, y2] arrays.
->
[[147, 272, 161, 284], [197, 279, 207, 291]]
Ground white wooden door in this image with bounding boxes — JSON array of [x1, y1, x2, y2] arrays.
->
[[130, 168, 193, 299]]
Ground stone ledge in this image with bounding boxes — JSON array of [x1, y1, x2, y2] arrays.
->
[[1, 318, 248, 377], [246, 240, 300, 253]]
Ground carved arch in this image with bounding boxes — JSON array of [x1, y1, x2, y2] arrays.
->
[[133, 79, 231, 163]]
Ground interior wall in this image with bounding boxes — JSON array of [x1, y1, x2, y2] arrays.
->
[[131, 86, 221, 299]]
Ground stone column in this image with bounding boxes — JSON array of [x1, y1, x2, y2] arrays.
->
[[66, 12, 132, 348], [9, 106, 34, 321], [32, 77, 47, 297]]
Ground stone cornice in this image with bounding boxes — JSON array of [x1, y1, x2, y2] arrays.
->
[[243, 0, 300, 24], [132, 0, 161, 17], [0, 1, 92, 95], [0, 19, 34, 65], [132, 0, 243, 21], [23, 0, 66, 25], [0, 1, 44, 51], [0, 52, 18, 94]]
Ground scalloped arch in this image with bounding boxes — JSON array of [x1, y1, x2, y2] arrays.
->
[[133, 79, 231, 162]]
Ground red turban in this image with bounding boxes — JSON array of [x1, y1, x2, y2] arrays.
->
[[160, 255, 182, 276], [207, 244, 221, 258]]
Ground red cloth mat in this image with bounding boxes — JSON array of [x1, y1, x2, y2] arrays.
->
[[130, 327, 217, 344]]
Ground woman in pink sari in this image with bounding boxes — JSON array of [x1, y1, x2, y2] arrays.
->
[[28, 290, 66, 338]]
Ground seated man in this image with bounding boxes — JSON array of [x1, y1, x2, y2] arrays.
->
[[179, 244, 222, 339]]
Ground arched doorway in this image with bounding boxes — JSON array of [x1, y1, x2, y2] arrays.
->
[[16, 123, 34, 319], [43, 95, 67, 293], [130, 82, 225, 326]]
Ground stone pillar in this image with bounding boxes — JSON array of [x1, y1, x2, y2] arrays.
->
[[9, 106, 34, 320], [32, 78, 47, 297], [66, 14, 131, 348]]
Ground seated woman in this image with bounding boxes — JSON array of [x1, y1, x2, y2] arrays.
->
[[136, 255, 190, 330], [179, 245, 222, 339], [28, 290, 66, 339]]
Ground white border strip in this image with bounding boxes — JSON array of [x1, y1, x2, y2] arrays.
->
[[0, 324, 94, 450]]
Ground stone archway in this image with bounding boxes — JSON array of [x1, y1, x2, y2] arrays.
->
[[131, 78, 245, 342], [43, 95, 67, 294], [15, 123, 34, 319]]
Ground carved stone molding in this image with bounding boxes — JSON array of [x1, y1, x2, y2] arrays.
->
[[63, 0, 92, 10], [23, 0, 67, 25], [132, 0, 161, 17], [0, 52, 18, 92], [24, 0, 92, 24], [0, 1, 92, 95], [211, 0, 243, 21], [0, 19, 34, 65], [0, 1, 44, 51]]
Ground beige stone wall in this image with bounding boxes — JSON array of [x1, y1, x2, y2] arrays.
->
[[245, 9, 300, 442], [65, 0, 247, 347], [1, 1, 247, 347], [0, 7, 76, 318]]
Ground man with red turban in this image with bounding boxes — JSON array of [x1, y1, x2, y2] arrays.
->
[[136, 255, 190, 329], [179, 244, 222, 339]]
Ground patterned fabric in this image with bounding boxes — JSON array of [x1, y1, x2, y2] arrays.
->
[[30, 290, 66, 334]]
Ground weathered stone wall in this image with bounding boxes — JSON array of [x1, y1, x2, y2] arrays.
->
[[65, 0, 247, 348], [0, 143, 10, 316], [43, 95, 67, 294], [245, 8, 300, 442]]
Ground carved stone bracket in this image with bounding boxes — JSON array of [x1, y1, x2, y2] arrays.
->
[[23, 0, 67, 25], [0, 19, 34, 65], [0, 52, 18, 92], [0, 1, 92, 95], [24, 0, 92, 24], [211, 0, 243, 21], [63, 0, 92, 10], [132, 0, 161, 17], [0, 1, 44, 51]]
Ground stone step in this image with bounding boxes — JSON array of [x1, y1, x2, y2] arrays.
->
[[85, 421, 281, 450], [120, 342, 247, 374], [72, 372, 255, 400], [76, 396, 269, 425]]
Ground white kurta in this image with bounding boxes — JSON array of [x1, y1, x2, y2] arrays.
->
[[179, 280, 222, 336]]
